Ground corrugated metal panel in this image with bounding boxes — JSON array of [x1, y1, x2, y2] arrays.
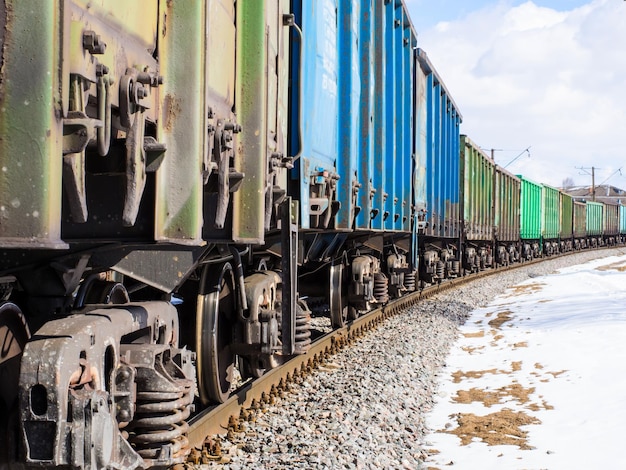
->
[[495, 166, 521, 242], [519, 176, 542, 240], [461, 136, 494, 241], [156, 0, 205, 244], [560, 192, 573, 239], [417, 49, 462, 240], [355, 0, 374, 230], [586, 201, 603, 236], [541, 184, 560, 240], [603, 203, 619, 236], [573, 201, 586, 238], [0, 1, 66, 248], [336, 0, 360, 229], [290, 0, 338, 230], [620, 205, 626, 234]]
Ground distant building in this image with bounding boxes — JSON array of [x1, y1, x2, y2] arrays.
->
[[562, 185, 626, 205]]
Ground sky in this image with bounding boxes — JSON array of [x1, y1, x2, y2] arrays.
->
[[423, 251, 626, 468], [405, 0, 626, 189]]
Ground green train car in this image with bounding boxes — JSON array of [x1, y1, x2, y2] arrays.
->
[[604, 203, 619, 245], [560, 192, 573, 251], [494, 165, 521, 265], [572, 200, 587, 249], [541, 184, 561, 255], [518, 176, 542, 259], [460, 136, 495, 271], [586, 201, 604, 247]]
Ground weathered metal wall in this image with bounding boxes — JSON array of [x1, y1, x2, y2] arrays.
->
[[541, 184, 560, 240], [586, 201, 603, 236], [519, 176, 542, 240], [560, 192, 573, 240], [460, 136, 494, 242], [495, 166, 521, 243]]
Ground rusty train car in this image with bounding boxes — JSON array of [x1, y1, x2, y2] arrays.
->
[[0, 1, 623, 469]]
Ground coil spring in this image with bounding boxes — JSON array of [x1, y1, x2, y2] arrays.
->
[[373, 273, 389, 304], [452, 260, 460, 274], [294, 301, 312, 354], [128, 379, 194, 463], [436, 261, 445, 279], [404, 270, 416, 292], [486, 254, 493, 266]]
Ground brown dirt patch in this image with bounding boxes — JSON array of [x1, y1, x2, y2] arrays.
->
[[596, 261, 626, 272], [488, 310, 514, 329], [442, 409, 541, 449], [452, 383, 535, 408], [463, 331, 485, 338], [513, 341, 528, 348], [452, 369, 498, 383], [505, 282, 546, 297], [461, 345, 485, 354]]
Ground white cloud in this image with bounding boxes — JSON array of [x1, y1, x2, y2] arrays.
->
[[417, 0, 626, 187]]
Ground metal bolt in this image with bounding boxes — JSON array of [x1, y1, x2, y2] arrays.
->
[[83, 31, 106, 54], [95, 64, 109, 76]]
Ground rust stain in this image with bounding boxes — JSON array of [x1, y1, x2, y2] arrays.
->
[[163, 93, 181, 132]]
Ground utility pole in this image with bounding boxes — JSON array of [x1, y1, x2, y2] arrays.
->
[[576, 166, 597, 201]]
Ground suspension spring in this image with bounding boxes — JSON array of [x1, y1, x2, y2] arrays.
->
[[124, 347, 195, 465], [436, 261, 445, 279], [451, 260, 460, 275], [404, 270, 416, 292], [373, 273, 389, 304], [294, 301, 312, 354]]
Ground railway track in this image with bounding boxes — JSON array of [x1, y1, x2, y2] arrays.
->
[[183, 254, 551, 464]]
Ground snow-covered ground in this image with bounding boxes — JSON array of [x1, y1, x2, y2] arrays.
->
[[423, 253, 626, 469]]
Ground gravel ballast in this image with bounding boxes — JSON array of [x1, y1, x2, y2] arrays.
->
[[197, 249, 625, 469]]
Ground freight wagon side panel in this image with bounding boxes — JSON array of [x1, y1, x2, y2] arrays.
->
[[541, 184, 560, 240], [586, 201, 603, 236], [417, 49, 462, 241], [461, 136, 494, 241], [519, 176, 542, 240], [573, 201, 586, 238], [560, 192, 573, 240], [335, 0, 360, 229], [355, 0, 374, 230], [603, 203, 619, 236], [0, 0, 65, 248], [232, 0, 290, 242], [620, 205, 626, 235], [290, 0, 338, 230], [495, 166, 521, 243]]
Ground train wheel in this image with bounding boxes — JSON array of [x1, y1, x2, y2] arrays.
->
[[196, 262, 237, 404], [329, 260, 349, 328], [0, 302, 30, 465]]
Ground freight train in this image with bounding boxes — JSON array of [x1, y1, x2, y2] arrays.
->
[[0, 1, 623, 469]]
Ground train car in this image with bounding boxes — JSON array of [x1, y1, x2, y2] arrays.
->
[[619, 204, 626, 243], [560, 192, 574, 252], [541, 184, 561, 255], [603, 202, 619, 246], [290, 0, 419, 326], [494, 165, 521, 265], [416, 49, 462, 283], [573, 200, 587, 249], [0, 1, 312, 467], [518, 176, 542, 259], [586, 201, 604, 247], [459, 135, 494, 272]]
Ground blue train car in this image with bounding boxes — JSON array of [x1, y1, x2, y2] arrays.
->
[[415, 49, 463, 282], [290, 0, 420, 325]]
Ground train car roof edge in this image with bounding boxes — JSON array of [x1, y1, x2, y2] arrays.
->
[[416, 48, 463, 121]]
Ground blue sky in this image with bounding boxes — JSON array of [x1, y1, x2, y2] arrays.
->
[[408, 0, 593, 33], [404, 0, 626, 188]]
